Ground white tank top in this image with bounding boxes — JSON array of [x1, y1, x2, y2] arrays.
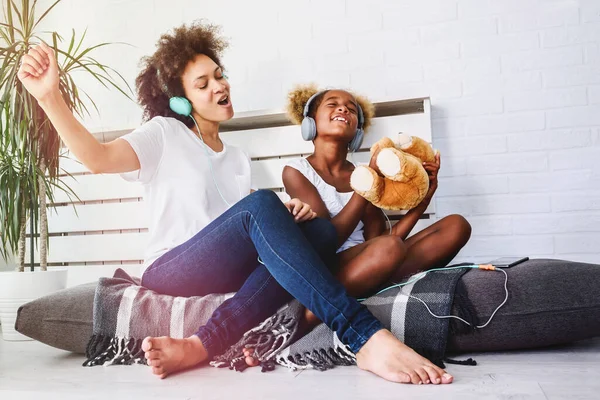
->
[[285, 158, 365, 253]]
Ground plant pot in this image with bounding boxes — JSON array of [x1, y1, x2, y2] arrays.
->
[[0, 268, 68, 341]]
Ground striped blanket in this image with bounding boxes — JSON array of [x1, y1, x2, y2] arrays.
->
[[212, 267, 474, 371], [84, 268, 472, 370], [83, 269, 233, 366]]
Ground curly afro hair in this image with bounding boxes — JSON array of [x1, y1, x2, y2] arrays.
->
[[136, 21, 228, 128], [286, 84, 375, 132]]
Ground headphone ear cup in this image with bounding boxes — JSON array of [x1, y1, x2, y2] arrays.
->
[[348, 128, 364, 152], [301, 117, 317, 141], [169, 97, 193, 117]]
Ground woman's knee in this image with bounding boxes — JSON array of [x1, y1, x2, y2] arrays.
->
[[250, 189, 281, 205], [245, 190, 287, 214]]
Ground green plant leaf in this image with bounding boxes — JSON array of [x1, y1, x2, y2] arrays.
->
[[0, 22, 24, 39], [31, 0, 62, 31], [0, 0, 133, 265]]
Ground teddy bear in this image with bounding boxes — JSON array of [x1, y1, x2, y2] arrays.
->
[[350, 133, 436, 210]]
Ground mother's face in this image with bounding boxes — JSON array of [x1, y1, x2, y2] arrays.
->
[[181, 54, 234, 123]]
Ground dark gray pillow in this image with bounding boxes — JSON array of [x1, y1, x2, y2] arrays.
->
[[447, 258, 600, 353], [15, 282, 96, 354], [16, 259, 600, 355]]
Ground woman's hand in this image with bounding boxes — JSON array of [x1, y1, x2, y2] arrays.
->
[[421, 151, 441, 206], [285, 198, 317, 223], [17, 42, 60, 103]]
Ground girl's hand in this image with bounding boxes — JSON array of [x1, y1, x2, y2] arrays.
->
[[285, 198, 317, 223], [368, 147, 382, 171], [421, 151, 441, 205], [17, 42, 60, 103]]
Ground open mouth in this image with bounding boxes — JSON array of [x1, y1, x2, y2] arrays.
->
[[217, 95, 230, 106], [331, 116, 349, 125]]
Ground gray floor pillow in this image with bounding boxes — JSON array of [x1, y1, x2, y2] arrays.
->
[[15, 282, 95, 353], [447, 258, 600, 353], [15, 258, 600, 356]]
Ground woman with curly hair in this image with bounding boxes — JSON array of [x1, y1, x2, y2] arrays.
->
[[281, 85, 471, 324], [18, 22, 453, 385]]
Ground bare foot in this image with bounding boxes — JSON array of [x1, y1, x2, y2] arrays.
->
[[356, 329, 453, 385], [142, 335, 208, 379], [243, 348, 260, 367]]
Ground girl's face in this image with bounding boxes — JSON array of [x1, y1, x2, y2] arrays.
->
[[180, 54, 234, 123], [313, 90, 359, 144]]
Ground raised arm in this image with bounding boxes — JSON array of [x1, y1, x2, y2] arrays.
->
[[18, 42, 140, 175], [283, 166, 369, 247]]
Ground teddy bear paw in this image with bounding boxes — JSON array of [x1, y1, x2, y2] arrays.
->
[[376, 148, 405, 179], [350, 165, 376, 192]]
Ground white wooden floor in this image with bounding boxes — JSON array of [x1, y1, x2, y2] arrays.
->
[[1, 332, 599, 400]]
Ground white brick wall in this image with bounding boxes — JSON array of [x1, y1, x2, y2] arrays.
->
[[37, 0, 600, 264]]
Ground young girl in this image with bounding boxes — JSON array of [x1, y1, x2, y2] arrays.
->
[[18, 23, 452, 385], [282, 85, 472, 323]]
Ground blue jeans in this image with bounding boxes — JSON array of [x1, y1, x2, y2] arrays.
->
[[141, 190, 382, 359]]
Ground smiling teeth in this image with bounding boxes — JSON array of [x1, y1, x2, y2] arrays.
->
[[333, 117, 347, 123]]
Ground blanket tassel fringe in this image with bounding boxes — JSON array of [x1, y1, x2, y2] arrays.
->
[[83, 334, 146, 367]]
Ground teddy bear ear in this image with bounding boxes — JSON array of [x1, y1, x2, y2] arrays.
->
[[286, 84, 320, 125], [395, 133, 413, 148]]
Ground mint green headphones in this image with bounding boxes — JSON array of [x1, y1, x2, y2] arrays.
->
[[165, 73, 229, 117]]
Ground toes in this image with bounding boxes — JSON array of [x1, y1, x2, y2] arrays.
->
[[423, 365, 441, 384], [408, 371, 422, 385], [145, 350, 160, 360], [392, 371, 412, 384], [148, 358, 162, 368], [433, 365, 446, 376], [244, 348, 259, 367], [415, 367, 429, 384], [142, 337, 153, 352], [152, 366, 165, 377], [441, 373, 454, 384], [430, 365, 447, 383], [245, 356, 260, 367]]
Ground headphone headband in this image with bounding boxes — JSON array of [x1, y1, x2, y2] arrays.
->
[[300, 89, 365, 152]]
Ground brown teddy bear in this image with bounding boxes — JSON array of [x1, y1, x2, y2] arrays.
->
[[350, 134, 436, 210]]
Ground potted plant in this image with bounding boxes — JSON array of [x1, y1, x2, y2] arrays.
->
[[0, 0, 132, 340]]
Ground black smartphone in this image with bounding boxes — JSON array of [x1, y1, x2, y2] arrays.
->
[[486, 257, 529, 268]]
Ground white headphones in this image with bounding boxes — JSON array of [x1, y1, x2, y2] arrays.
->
[[300, 90, 365, 152]]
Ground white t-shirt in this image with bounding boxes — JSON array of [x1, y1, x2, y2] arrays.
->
[[119, 116, 252, 274], [285, 158, 365, 253]]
